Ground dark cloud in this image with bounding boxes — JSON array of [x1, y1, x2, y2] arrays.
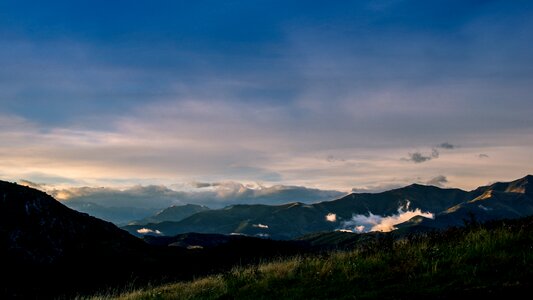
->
[[479, 154, 489, 158], [405, 148, 439, 163], [426, 175, 448, 187], [191, 182, 216, 188], [438, 142, 457, 149]]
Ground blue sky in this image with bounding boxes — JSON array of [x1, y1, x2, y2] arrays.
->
[[1, 0, 532, 204]]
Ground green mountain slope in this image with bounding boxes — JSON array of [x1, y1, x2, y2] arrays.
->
[[122, 175, 533, 239]]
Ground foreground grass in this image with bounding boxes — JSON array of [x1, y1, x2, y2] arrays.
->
[[91, 220, 533, 299]]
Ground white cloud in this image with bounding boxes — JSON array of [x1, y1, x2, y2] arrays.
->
[[137, 228, 162, 235], [253, 223, 269, 229], [325, 213, 337, 222], [339, 201, 434, 233]]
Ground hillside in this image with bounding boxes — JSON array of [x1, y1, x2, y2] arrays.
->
[[128, 204, 210, 226], [100, 216, 533, 299], [0, 181, 310, 298], [122, 175, 533, 239], [0, 180, 156, 297]]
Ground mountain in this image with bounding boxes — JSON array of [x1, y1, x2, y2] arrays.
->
[[63, 200, 159, 225], [0, 181, 310, 298], [122, 175, 533, 239], [128, 204, 210, 226], [0, 180, 157, 297], [0, 181, 147, 265], [405, 175, 533, 230]]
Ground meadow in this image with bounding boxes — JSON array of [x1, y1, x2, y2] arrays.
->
[[87, 217, 533, 299]]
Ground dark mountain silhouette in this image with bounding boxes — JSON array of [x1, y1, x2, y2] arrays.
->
[[128, 203, 210, 226], [0, 181, 147, 265], [0, 180, 156, 297], [123, 175, 533, 239], [0, 181, 308, 298]]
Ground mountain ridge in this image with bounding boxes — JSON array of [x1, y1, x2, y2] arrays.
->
[[122, 175, 533, 239]]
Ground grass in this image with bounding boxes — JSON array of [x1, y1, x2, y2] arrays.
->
[[87, 218, 533, 299]]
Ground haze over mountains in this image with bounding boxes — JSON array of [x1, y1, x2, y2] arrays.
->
[[123, 175, 533, 240], [48, 183, 345, 224]]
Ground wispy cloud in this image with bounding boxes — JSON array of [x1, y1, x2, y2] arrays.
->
[[339, 202, 434, 233], [426, 175, 448, 187], [137, 228, 162, 235], [1, 1, 533, 194], [253, 223, 269, 229]]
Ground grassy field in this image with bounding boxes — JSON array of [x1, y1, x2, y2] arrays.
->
[[88, 217, 533, 299]]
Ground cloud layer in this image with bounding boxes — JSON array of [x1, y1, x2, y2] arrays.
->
[[0, 1, 532, 194], [45, 181, 345, 209]]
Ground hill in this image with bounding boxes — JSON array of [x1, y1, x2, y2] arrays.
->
[[128, 204, 210, 226], [399, 175, 533, 231], [0, 180, 155, 297], [102, 216, 533, 299], [0, 181, 310, 298], [122, 175, 533, 239]]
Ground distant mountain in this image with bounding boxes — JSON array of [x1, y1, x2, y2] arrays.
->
[[63, 200, 159, 225], [129, 204, 210, 226], [122, 175, 533, 239], [57, 184, 345, 224]]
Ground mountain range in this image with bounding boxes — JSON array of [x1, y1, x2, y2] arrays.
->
[[122, 175, 533, 239], [2, 175, 533, 297], [128, 204, 210, 226]]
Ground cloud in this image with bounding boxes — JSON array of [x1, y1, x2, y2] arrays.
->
[[406, 152, 432, 163], [404, 148, 439, 163], [191, 182, 217, 188], [351, 183, 405, 194], [1, 2, 533, 196], [17, 179, 46, 190], [52, 182, 344, 210], [49, 181, 345, 223], [437, 142, 457, 149], [325, 213, 337, 222], [137, 228, 162, 235], [253, 223, 269, 229], [339, 201, 434, 233], [403, 143, 455, 164], [426, 175, 448, 187], [53, 185, 186, 209]]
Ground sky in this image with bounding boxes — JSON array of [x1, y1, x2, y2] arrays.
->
[[1, 0, 533, 209]]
